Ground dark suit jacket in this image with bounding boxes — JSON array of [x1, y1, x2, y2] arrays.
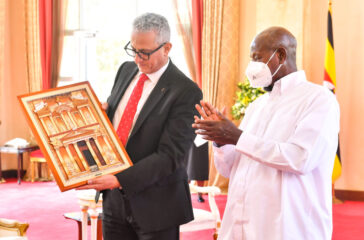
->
[[103, 60, 202, 232]]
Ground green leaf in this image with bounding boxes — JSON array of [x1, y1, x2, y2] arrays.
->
[[231, 79, 265, 120]]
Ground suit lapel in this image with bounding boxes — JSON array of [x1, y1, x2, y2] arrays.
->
[[128, 63, 174, 142], [108, 64, 138, 120], [114, 65, 139, 105]]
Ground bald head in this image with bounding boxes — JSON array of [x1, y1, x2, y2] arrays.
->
[[253, 27, 296, 52], [248, 27, 298, 88], [252, 26, 297, 69]]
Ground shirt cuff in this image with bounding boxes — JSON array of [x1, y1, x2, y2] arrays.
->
[[213, 142, 229, 152], [235, 132, 258, 156], [212, 142, 222, 148]]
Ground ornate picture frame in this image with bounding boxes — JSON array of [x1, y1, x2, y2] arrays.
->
[[18, 82, 132, 191]]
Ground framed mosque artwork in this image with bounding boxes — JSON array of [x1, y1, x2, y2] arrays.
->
[[18, 82, 132, 192]]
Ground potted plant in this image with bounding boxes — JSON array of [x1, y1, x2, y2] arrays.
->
[[231, 80, 265, 120]]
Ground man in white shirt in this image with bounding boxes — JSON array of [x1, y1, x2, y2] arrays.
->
[[192, 26, 340, 240]]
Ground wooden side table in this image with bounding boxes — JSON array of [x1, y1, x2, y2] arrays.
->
[[0, 144, 39, 184]]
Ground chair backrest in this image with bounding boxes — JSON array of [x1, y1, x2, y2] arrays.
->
[[180, 181, 222, 239], [0, 218, 28, 238], [188, 182, 222, 224]]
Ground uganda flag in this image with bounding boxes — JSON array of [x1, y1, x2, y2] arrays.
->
[[324, 0, 341, 182]]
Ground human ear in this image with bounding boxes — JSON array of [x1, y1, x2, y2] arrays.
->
[[163, 42, 172, 56], [277, 48, 287, 63]]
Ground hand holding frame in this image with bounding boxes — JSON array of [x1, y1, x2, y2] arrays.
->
[[76, 174, 121, 191]]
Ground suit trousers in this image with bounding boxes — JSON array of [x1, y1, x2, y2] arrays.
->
[[102, 189, 179, 240], [103, 219, 179, 240]]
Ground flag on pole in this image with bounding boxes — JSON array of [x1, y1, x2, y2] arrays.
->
[[324, 0, 341, 182]]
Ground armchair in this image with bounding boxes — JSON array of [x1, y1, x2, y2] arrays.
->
[[180, 181, 222, 239], [0, 218, 29, 239]]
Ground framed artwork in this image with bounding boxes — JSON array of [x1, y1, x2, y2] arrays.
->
[[18, 82, 132, 191]]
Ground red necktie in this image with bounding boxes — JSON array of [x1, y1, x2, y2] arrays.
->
[[116, 73, 148, 146]]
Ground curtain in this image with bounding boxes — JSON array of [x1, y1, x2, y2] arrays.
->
[[50, 0, 68, 88], [39, 0, 67, 90], [39, 0, 52, 90], [192, 0, 203, 88], [23, 0, 42, 179], [202, 0, 223, 106], [25, 0, 42, 93], [172, 0, 203, 88], [172, 0, 196, 84], [202, 0, 240, 192], [0, 0, 5, 104]]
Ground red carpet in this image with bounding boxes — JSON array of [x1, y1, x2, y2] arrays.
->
[[1, 179, 364, 240], [0, 179, 80, 239], [332, 200, 364, 240]]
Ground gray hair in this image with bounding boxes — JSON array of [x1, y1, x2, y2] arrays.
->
[[132, 13, 170, 44]]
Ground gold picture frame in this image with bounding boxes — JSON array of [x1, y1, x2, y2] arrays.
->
[[18, 82, 132, 191]]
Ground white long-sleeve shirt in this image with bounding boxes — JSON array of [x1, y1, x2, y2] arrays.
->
[[214, 71, 340, 240]]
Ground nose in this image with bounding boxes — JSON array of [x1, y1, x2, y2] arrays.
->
[[134, 54, 142, 63], [134, 53, 147, 63]]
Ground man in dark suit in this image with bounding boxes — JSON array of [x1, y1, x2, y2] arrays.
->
[[78, 13, 202, 240]]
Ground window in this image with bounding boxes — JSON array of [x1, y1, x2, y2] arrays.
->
[[59, 0, 190, 102]]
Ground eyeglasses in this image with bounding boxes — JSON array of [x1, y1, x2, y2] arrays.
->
[[124, 41, 167, 60]]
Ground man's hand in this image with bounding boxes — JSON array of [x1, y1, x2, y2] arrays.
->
[[76, 174, 121, 191], [101, 102, 108, 111], [195, 101, 222, 121], [192, 101, 242, 146]]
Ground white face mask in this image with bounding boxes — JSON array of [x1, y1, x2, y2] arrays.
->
[[245, 49, 283, 88]]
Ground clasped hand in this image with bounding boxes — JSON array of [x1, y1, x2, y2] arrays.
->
[[192, 101, 242, 146]]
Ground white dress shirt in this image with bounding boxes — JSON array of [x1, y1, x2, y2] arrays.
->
[[214, 71, 340, 240], [112, 60, 169, 132]]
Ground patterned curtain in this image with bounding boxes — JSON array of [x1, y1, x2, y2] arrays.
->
[[202, 0, 240, 192], [25, 0, 42, 93], [23, 0, 42, 178], [201, 0, 223, 106]]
